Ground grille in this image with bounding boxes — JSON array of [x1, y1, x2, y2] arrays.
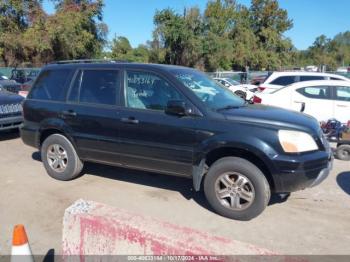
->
[[2, 85, 21, 93], [0, 104, 22, 116]]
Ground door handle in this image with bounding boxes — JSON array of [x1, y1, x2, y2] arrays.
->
[[121, 117, 139, 124], [60, 110, 77, 118]]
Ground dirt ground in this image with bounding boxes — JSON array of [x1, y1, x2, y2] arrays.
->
[[0, 130, 349, 255]]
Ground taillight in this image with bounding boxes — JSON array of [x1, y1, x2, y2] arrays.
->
[[258, 86, 266, 92], [253, 96, 262, 104]]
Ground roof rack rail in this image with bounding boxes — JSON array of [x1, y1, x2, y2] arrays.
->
[[49, 59, 130, 65]]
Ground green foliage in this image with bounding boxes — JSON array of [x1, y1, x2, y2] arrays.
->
[[151, 0, 296, 71], [0, 0, 107, 66], [110, 36, 150, 62], [0, 0, 349, 71], [293, 33, 350, 71]]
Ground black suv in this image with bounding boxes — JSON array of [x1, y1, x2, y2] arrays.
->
[[20, 61, 333, 220]]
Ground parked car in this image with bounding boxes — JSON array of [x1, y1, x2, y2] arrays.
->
[[250, 74, 269, 85], [21, 61, 333, 220], [0, 74, 22, 94], [258, 71, 350, 93], [0, 89, 24, 131], [213, 77, 256, 100], [10, 68, 40, 84], [253, 80, 350, 124]]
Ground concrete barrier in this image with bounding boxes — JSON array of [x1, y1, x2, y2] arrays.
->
[[62, 199, 275, 255]]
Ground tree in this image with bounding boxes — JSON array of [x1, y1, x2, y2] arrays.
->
[[333, 31, 350, 66], [110, 36, 150, 62], [153, 7, 204, 67], [47, 0, 107, 60], [0, 0, 41, 66], [111, 36, 132, 60], [249, 0, 293, 69], [202, 0, 236, 71]]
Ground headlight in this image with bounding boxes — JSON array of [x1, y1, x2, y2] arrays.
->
[[278, 130, 318, 153]]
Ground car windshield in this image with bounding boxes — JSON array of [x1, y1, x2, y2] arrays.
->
[[172, 69, 245, 110], [224, 78, 240, 86]]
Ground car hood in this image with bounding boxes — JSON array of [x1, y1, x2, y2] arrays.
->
[[222, 104, 320, 134], [0, 91, 24, 104], [0, 79, 20, 86]]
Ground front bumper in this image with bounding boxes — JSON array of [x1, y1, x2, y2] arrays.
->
[[309, 156, 333, 187], [271, 147, 333, 193], [0, 115, 22, 130]]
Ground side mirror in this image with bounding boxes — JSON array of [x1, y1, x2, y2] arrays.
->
[[300, 102, 305, 112], [165, 100, 188, 116]]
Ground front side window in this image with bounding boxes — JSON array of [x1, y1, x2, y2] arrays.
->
[[173, 69, 244, 110], [335, 86, 350, 101], [296, 86, 331, 99], [70, 70, 119, 106], [29, 69, 71, 101], [271, 76, 296, 86], [125, 71, 185, 111]]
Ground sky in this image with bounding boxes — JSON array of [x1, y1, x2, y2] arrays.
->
[[42, 0, 350, 50]]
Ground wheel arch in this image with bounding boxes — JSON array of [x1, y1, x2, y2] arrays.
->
[[38, 119, 77, 151], [193, 146, 275, 192]]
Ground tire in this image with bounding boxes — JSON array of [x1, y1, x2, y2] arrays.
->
[[234, 90, 247, 100], [41, 134, 84, 181], [336, 144, 350, 161], [204, 157, 270, 221]]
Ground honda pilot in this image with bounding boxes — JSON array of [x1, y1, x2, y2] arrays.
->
[[20, 61, 333, 220]]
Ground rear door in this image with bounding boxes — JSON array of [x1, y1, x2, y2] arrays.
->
[[118, 69, 198, 176], [333, 86, 350, 123], [64, 68, 122, 163], [293, 85, 333, 121]]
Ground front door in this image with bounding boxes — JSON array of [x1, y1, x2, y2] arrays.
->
[[333, 85, 350, 124], [292, 85, 333, 122], [118, 70, 198, 177]]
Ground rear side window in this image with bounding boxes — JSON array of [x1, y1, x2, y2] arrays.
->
[[330, 77, 344, 81], [299, 76, 324, 81], [270, 76, 295, 86], [296, 86, 331, 99], [29, 69, 71, 101], [335, 86, 350, 101], [69, 69, 120, 106]]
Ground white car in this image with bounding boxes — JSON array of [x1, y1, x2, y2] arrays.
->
[[213, 77, 256, 100], [258, 71, 350, 94], [253, 80, 350, 123]]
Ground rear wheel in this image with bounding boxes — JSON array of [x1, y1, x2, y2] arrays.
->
[[41, 134, 83, 180], [336, 144, 350, 161], [204, 157, 270, 220]]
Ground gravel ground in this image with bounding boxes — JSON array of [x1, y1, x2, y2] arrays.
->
[[0, 131, 349, 255]]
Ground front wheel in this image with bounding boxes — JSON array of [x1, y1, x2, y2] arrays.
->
[[204, 157, 270, 221], [41, 134, 84, 181]]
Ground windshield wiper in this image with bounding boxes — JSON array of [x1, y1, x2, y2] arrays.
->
[[216, 105, 241, 111]]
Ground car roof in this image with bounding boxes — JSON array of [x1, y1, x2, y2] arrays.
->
[[269, 71, 349, 79], [42, 62, 193, 73], [287, 79, 350, 88]]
